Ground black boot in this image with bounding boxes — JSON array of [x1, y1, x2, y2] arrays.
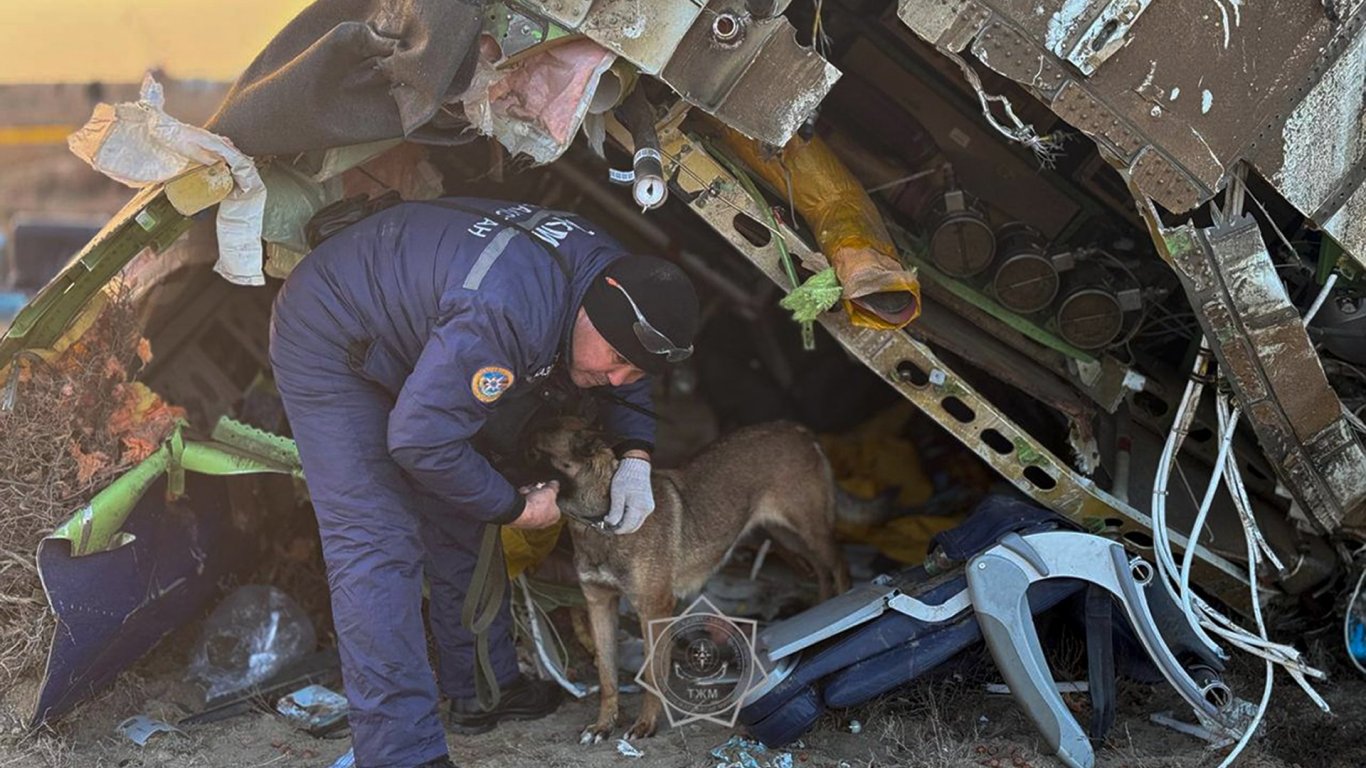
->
[[446, 675, 563, 735], [415, 758, 457, 768]]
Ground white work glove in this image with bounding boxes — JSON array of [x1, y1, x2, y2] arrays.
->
[[606, 457, 654, 534]]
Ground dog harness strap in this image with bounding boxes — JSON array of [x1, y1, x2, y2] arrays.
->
[[462, 523, 507, 711]]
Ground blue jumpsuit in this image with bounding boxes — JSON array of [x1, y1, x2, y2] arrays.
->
[[268, 199, 654, 768]]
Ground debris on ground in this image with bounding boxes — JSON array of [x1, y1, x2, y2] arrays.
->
[[187, 585, 317, 701], [616, 738, 644, 758], [0, 284, 178, 717], [275, 684, 348, 736], [115, 714, 184, 746], [710, 735, 794, 768]]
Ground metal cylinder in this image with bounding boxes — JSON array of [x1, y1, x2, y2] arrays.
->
[[992, 224, 1058, 314], [711, 12, 743, 44], [929, 207, 995, 278], [1187, 665, 1233, 710], [1056, 288, 1124, 350]]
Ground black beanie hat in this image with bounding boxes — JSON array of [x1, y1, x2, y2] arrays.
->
[[581, 255, 699, 374]]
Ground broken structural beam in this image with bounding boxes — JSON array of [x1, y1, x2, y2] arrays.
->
[[657, 123, 1257, 614], [1161, 215, 1366, 534]]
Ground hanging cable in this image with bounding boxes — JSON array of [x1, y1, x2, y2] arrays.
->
[[938, 49, 1066, 168], [1148, 340, 1330, 739], [1303, 272, 1340, 325]]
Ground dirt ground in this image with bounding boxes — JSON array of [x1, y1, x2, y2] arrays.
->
[[2, 626, 1364, 768]]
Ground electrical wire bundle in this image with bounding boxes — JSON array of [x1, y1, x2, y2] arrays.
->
[[1149, 338, 1329, 767]]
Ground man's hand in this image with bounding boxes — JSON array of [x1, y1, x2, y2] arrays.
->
[[510, 481, 561, 529], [606, 456, 654, 534]]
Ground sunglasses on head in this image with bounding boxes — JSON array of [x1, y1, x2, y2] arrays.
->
[[605, 277, 693, 363]]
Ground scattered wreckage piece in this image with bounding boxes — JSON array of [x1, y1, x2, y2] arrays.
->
[[514, 0, 839, 146], [0, 177, 204, 376], [739, 498, 1232, 768], [1160, 215, 1366, 534], [115, 714, 185, 746], [897, 0, 1366, 271], [651, 120, 1257, 610], [29, 419, 302, 725]]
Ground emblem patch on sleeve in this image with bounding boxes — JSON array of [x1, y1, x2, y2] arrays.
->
[[472, 366, 515, 403]]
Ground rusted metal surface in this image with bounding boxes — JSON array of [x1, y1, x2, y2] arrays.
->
[[576, 0, 704, 75], [518, 0, 837, 146], [652, 122, 1256, 611], [1049, 0, 1154, 77], [970, 21, 1067, 100], [1161, 216, 1366, 532], [659, 7, 840, 145], [1255, 21, 1366, 257], [896, 0, 992, 52], [897, 0, 1366, 266]]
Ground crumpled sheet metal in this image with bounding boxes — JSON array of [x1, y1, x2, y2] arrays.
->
[[661, 122, 1257, 611], [519, 0, 839, 146], [68, 75, 267, 286], [897, 0, 1366, 269], [719, 127, 921, 329], [32, 474, 252, 725], [658, 7, 841, 147], [1161, 216, 1366, 533]]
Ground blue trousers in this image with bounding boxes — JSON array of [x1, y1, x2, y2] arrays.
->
[[269, 322, 519, 768]]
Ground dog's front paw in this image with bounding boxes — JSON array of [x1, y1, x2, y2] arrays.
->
[[624, 717, 658, 740], [579, 721, 613, 745]]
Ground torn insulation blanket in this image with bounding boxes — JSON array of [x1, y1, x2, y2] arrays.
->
[[68, 75, 267, 286], [465, 37, 617, 164], [32, 474, 254, 725], [204, 0, 485, 156], [720, 127, 921, 330]]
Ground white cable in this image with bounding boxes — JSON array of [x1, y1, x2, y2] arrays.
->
[[1215, 502, 1276, 768], [1178, 394, 1241, 620], [1304, 272, 1339, 325], [1150, 340, 1222, 652], [938, 48, 1065, 167], [1146, 341, 1330, 731], [518, 575, 594, 699]]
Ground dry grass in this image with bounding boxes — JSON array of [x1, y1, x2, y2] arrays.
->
[[0, 285, 146, 710]]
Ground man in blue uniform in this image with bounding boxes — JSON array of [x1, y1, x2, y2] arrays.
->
[[268, 198, 700, 768]]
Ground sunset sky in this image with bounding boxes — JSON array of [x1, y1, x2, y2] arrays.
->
[[2, 0, 314, 83]]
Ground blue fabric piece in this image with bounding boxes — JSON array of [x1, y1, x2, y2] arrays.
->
[[742, 686, 823, 750], [930, 494, 1068, 561], [33, 474, 249, 725], [821, 579, 1081, 708], [269, 198, 659, 767]]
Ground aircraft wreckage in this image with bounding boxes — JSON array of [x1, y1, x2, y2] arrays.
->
[[2, 1, 1366, 766]]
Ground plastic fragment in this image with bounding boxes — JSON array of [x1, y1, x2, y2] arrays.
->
[[779, 268, 843, 323], [116, 715, 184, 746]]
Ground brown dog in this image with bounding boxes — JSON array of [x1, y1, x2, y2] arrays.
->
[[533, 418, 850, 743]]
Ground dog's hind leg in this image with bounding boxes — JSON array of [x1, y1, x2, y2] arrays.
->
[[626, 587, 676, 740], [580, 582, 620, 744], [761, 512, 850, 601]]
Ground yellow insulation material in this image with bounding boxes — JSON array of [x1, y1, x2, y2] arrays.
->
[[502, 521, 565, 580], [720, 127, 921, 330]]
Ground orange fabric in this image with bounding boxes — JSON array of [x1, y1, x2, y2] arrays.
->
[[720, 128, 921, 330]]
